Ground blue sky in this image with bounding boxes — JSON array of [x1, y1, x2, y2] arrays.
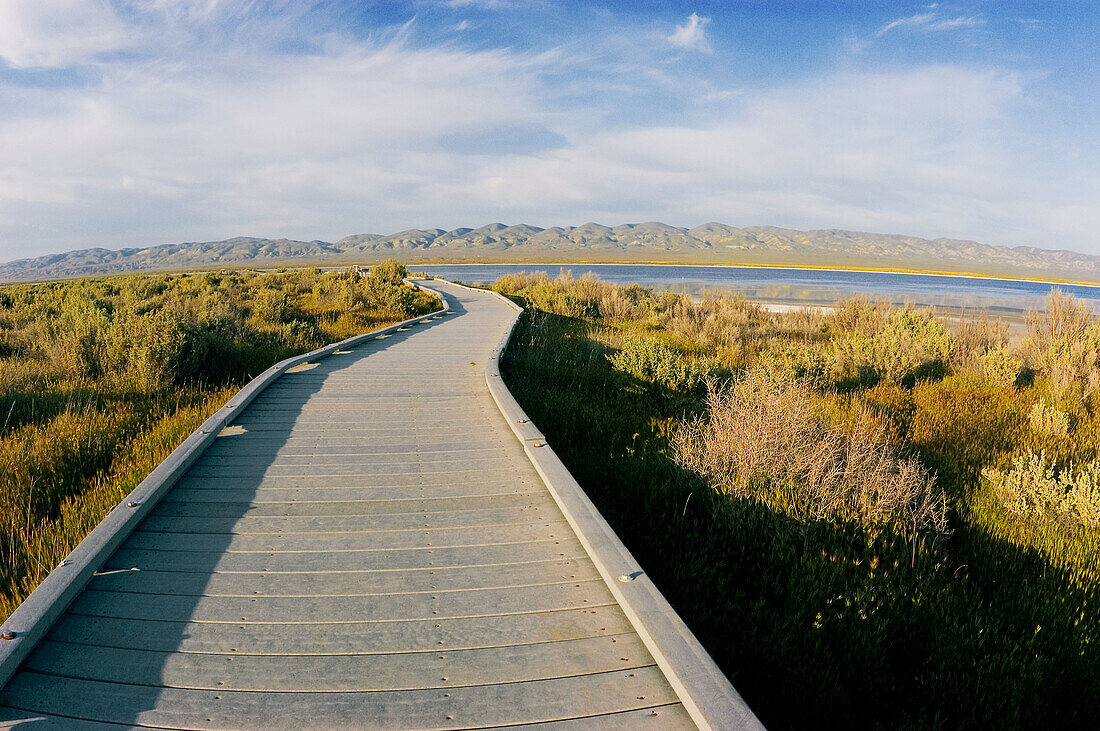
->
[[1, 1, 1098, 260]]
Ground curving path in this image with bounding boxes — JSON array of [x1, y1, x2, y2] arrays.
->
[[0, 281, 757, 730]]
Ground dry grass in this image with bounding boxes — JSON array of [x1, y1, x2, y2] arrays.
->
[[658, 295, 774, 351], [952, 314, 1010, 369], [493, 270, 674, 323], [0, 388, 235, 617], [675, 371, 947, 533], [1021, 289, 1100, 401]]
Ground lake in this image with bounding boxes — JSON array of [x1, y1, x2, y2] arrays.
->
[[415, 263, 1100, 314]]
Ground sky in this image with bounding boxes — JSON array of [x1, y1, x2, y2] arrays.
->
[[1, 1, 1098, 261]]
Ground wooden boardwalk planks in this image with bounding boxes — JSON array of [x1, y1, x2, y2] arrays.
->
[[0, 282, 697, 729]]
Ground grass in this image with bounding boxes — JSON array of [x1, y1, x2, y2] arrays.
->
[[0, 261, 438, 617], [495, 271, 1099, 729], [0, 387, 234, 618]]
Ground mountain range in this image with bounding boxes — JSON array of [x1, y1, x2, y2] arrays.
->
[[2, 223, 1099, 284]]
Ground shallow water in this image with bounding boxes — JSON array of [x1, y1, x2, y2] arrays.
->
[[416, 263, 1100, 314]]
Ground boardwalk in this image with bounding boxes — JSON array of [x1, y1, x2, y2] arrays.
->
[[0, 282, 755, 729]]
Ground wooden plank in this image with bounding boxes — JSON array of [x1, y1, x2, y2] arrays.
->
[[230, 418, 498, 430], [0, 701, 698, 728], [230, 414, 500, 426], [195, 450, 513, 467], [87, 558, 601, 596], [225, 422, 492, 435], [224, 432, 509, 445], [253, 395, 485, 405], [0, 709, 142, 729], [248, 390, 473, 400], [170, 471, 536, 490], [1, 667, 679, 729], [200, 446, 513, 463], [70, 579, 613, 623], [48, 606, 636, 655], [252, 392, 479, 402], [485, 705, 694, 729], [203, 439, 510, 455], [24, 633, 654, 691], [160, 481, 534, 498], [184, 457, 518, 478], [105, 538, 586, 573], [123, 520, 569, 552], [139, 503, 558, 534], [156, 493, 542, 514], [236, 405, 491, 417]]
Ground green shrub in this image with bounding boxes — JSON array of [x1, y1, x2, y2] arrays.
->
[[831, 308, 953, 384], [251, 289, 292, 324], [607, 335, 715, 390], [362, 275, 415, 318], [1029, 400, 1071, 444], [514, 278, 599, 318], [280, 319, 326, 350], [753, 339, 829, 384], [367, 259, 408, 288], [983, 451, 1100, 531], [103, 309, 187, 389], [908, 377, 1026, 502], [979, 345, 1023, 388], [51, 298, 111, 380]]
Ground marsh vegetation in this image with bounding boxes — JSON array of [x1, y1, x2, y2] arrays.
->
[[495, 271, 1099, 729], [0, 262, 436, 616]]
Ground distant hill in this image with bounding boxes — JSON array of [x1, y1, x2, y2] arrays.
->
[[3, 223, 1100, 284], [0, 237, 341, 283]]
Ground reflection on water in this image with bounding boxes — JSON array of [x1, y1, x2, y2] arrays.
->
[[416, 263, 1100, 314]]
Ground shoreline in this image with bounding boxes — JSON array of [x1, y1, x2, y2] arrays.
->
[[409, 260, 1100, 291], [7, 259, 1100, 292]]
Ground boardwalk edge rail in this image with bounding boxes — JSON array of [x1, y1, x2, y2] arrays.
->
[[424, 279, 764, 731], [0, 281, 448, 688]]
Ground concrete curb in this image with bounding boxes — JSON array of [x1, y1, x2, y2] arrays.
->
[[416, 279, 764, 731], [0, 285, 446, 689]]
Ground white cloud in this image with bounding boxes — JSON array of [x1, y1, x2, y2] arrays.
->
[[877, 11, 985, 36], [0, 6, 1096, 260], [0, 0, 132, 67], [443, 66, 1100, 249], [0, 9, 557, 255], [668, 12, 711, 53]]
